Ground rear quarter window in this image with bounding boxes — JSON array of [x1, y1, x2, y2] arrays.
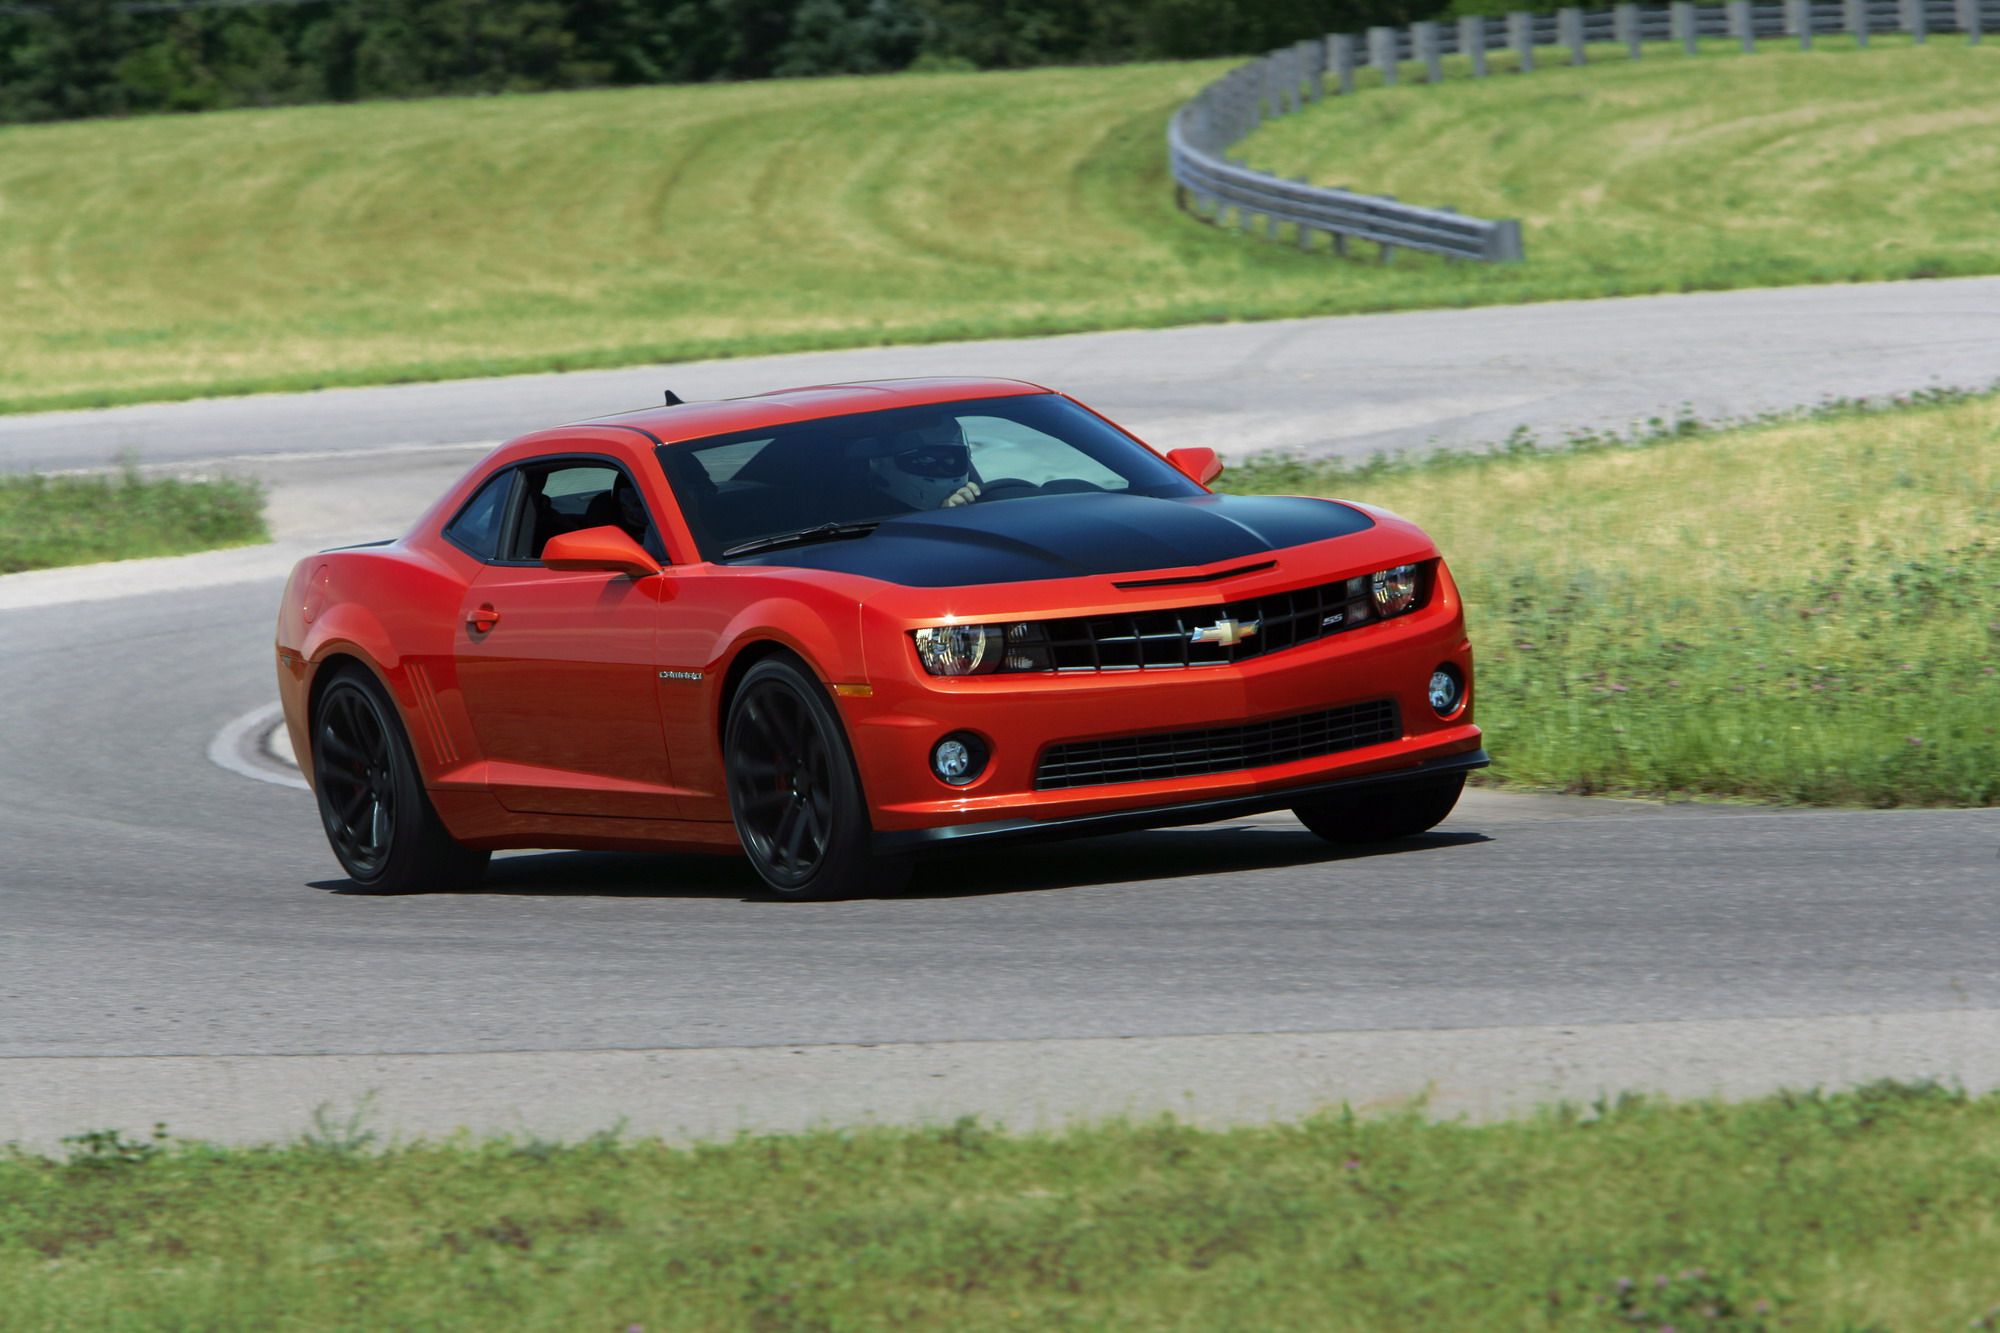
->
[[443, 470, 512, 560]]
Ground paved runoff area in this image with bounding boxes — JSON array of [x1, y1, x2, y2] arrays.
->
[[3, 279, 1998, 1148]]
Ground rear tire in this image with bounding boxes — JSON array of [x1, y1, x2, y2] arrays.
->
[[311, 665, 490, 893], [724, 656, 907, 901], [1293, 773, 1465, 845]]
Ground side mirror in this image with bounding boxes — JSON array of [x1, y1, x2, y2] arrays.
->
[[1166, 446, 1224, 488], [540, 526, 661, 579]]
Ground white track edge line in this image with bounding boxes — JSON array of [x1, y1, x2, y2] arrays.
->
[[208, 701, 309, 791]]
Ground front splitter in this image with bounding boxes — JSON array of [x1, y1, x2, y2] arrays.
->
[[872, 747, 1489, 855]]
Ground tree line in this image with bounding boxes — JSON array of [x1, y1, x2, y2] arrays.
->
[[0, 0, 1453, 124]]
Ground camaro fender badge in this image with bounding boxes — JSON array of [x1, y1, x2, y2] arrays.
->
[[657, 669, 705, 682], [1188, 617, 1261, 647]]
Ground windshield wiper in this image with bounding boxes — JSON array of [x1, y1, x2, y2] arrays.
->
[[722, 521, 881, 560]]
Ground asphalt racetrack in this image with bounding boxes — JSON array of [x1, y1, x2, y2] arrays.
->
[[3, 280, 1998, 1148]]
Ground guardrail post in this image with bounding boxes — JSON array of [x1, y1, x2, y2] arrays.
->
[[1728, 0, 1754, 48], [1368, 26, 1400, 84], [1298, 39, 1324, 99], [1292, 177, 1317, 249], [1414, 21, 1444, 81], [1845, 0, 1869, 44], [1460, 15, 1491, 73], [1789, 0, 1813, 46], [1615, 3, 1643, 56], [1905, 0, 1929, 40], [1668, 0, 1695, 50], [1964, 0, 1984, 41], [1328, 33, 1357, 92], [1559, 7, 1587, 61], [1507, 11, 1537, 69]]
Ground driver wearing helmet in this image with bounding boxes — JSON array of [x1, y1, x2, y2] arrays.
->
[[854, 423, 981, 511]]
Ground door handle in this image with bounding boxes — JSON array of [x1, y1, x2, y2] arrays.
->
[[467, 604, 501, 633]]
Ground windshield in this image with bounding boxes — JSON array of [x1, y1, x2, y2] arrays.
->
[[656, 394, 1206, 561]]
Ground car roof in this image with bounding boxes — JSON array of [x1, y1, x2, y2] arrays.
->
[[581, 377, 1053, 445]]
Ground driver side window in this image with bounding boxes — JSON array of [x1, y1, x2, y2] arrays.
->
[[503, 461, 662, 563]]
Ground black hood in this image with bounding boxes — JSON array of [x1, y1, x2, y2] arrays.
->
[[728, 492, 1375, 587]]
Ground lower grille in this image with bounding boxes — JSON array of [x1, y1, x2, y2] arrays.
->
[[1034, 699, 1401, 791]]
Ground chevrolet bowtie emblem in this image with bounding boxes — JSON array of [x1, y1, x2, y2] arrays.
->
[[1189, 617, 1260, 647]]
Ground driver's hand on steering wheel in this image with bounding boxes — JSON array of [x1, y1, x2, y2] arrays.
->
[[942, 480, 982, 508]]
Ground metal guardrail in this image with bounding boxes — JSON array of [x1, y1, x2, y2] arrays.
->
[[1170, 0, 1999, 265]]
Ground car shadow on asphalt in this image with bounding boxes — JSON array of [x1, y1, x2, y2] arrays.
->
[[308, 823, 1490, 902], [898, 825, 1492, 900]]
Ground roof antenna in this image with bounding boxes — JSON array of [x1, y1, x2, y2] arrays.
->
[[662, 389, 684, 406]]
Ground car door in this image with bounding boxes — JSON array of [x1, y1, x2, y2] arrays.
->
[[453, 457, 682, 820]]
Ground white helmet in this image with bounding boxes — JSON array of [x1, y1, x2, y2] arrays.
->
[[862, 425, 971, 510]]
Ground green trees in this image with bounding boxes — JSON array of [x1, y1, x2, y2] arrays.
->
[[0, 0, 1450, 124]]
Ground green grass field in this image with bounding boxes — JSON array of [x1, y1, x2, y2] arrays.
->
[[6, 1083, 1999, 1330], [1225, 388, 2000, 806], [0, 469, 265, 573], [2, 41, 1997, 414], [1240, 36, 2000, 287]]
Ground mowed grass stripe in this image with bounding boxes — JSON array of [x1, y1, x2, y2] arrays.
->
[[1, 64, 1236, 412], [6, 1085, 2000, 1329], [4, 43, 2000, 414]]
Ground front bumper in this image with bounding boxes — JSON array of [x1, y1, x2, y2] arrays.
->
[[843, 559, 1481, 839], [872, 746, 1489, 854]]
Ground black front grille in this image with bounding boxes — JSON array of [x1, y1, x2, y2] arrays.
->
[[1035, 699, 1401, 791], [1037, 570, 1416, 673]]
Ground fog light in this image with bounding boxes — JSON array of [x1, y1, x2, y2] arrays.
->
[[931, 733, 987, 786], [1428, 666, 1463, 716]]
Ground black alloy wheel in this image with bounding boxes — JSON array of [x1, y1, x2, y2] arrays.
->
[[1292, 773, 1466, 845], [725, 656, 905, 900], [316, 679, 397, 880], [311, 666, 490, 893]]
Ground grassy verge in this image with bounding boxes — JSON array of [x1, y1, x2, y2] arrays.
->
[[2, 42, 1997, 415], [5, 1083, 1999, 1329], [1224, 388, 2000, 806], [0, 469, 266, 574]]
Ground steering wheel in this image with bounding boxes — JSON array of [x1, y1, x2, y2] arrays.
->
[[974, 477, 1041, 501]]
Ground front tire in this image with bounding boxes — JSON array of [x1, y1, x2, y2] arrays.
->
[[724, 656, 905, 900], [311, 666, 490, 893], [1293, 773, 1465, 845]]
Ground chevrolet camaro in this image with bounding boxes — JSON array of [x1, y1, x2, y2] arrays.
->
[[276, 378, 1486, 899]]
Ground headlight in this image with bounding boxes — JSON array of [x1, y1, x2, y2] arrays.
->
[[1370, 564, 1421, 617], [913, 625, 1001, 676], [913, 622, 1052, 676]]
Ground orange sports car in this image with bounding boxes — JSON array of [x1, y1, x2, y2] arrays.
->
[[276, 378, 1484, 899]]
